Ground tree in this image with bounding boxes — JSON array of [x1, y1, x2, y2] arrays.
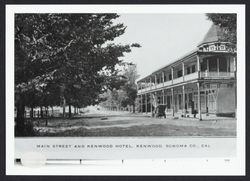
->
[[120, 64, 139, 112], [206, 13, 237, 46], [100, 63, 139, 112], [15, 14, 139, 135]]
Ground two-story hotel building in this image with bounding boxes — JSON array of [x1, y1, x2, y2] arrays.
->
[[137, 24, 236, 120]]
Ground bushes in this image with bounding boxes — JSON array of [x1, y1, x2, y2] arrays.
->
[[15, 119, 36, 137]]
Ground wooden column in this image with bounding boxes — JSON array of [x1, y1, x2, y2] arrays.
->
[[197, 55, 200, 78], [145, 93, 147, 114], [155, 75, 157, 88], [141, 95, 143, 113], [205, 90, 208, 114], [171, 67, 174, 84], [207, 58, 209, 72], [151, 93, 153, 115], [171, 88, 175, 117], [197, 82, 202, 120], [182, 62, 185, 81], [182, 85, 186, 117], [162, 89, 165, 105], [217, 57, 220, 76]]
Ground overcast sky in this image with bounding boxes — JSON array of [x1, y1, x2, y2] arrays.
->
[[113, 14, 213, 79]]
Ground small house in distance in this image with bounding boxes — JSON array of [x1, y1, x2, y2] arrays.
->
[[136, 24, 236, 120]]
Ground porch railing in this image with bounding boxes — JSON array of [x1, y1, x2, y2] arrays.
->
[[138, 71, 235, 94], [200, 71, 235, 78], [184, 72, 199, 81]]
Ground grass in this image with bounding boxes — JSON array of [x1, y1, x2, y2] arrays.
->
[[36, 124, 236, 137]]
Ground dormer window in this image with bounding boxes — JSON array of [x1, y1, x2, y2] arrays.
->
[[209, 45, 216, 51], [220, 45, 226, 51]]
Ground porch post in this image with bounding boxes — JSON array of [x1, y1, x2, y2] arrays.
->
[[141, 95, 143, 113], [155, 74, 157, 88], [207, 58, 209, 72], [151, 93, 153, 116], [171, 67, 174, 84], [182, 62, 185, 81], [205, 89, 208, 115], [197, 54, 200, 78], [171, 88, 175, 117], [145, 93, 147, 114], [162, 89, 165, 105], [182, 85, 186, 117], [217, 57, 220, 76], [197, 82, 202, 120]]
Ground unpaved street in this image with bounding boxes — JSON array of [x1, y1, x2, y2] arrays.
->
[[33, 110, 236, 137]]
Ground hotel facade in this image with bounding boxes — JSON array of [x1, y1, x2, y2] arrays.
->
[[137, 24, 236, 120]]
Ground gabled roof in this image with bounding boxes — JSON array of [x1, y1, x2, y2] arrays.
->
[[198, 24, 225, 46]]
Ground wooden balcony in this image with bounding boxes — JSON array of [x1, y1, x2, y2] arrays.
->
[[137, 71, 235, 94], [200, 71, 235, 79], [172, 77, 183, 84], [184, 72, 199, 81]]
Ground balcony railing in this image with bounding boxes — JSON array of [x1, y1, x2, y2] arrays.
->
[[138, 71, 235, 94], [184, 72, 199, 81], [200, 71, 235, 78], [172, 77, 183, 84]]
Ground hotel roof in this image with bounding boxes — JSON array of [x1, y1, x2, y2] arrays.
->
[[198, 24, 225, 46]]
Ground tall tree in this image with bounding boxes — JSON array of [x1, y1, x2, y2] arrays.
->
[[15, 14, 139, 135], [120, 64, 139, 112], [206, 13, 237, 46], [100, 63, 139, 112]]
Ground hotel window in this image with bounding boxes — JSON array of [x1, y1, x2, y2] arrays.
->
[[177, 70, 183, 77], [220, 45, 226, 51], [219, 57, 227, 72], [208, 57, 218, 72], [192, 65, 196, 73], [169, 73, 172, 80], [201, 60, 207, 71]]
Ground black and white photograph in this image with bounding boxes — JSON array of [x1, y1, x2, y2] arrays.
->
[[14, 13, 237, 137], [5, 4, 246, 175]]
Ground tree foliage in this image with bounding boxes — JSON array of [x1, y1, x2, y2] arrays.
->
[[206, 13, 237, 45], [100, 63, 139, 112], [15, 13, 139, 134]]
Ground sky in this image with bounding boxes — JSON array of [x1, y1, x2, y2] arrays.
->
[[112, 14, 213, 79]]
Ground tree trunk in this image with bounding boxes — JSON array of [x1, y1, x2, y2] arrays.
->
[[30, 107, 33, 118], [62, 96, 66, 118], [69, 104, 71, 118], [40, 106, 43, 118], [16, 98, 25, 135], [45, 107, 48, 126], [132, 104, 135, 113], [51, 106, 54, 117]]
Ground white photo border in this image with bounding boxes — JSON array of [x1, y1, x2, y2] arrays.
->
[[6, 4, 246, 175]]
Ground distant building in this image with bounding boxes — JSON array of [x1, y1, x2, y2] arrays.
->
[[137, 24, 236, 120]]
